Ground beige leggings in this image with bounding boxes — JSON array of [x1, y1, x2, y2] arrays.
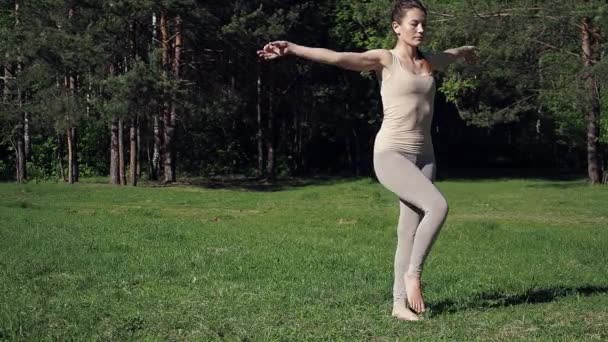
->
[[373, 150, 449, 302]]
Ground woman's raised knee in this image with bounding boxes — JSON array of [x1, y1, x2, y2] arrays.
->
[[423, 196, 448, 217], [436, 197, 449, 217]]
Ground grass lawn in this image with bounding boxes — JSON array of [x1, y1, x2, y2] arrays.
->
[[1, 177, 607, 340]]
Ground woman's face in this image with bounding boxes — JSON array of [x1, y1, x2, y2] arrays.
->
[[392, 8, 427, 47]]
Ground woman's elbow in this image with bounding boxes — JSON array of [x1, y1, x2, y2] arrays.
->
[[331, 52, 348, 67]]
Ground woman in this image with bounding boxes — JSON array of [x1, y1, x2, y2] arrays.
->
[[258, 0, 478, 321]]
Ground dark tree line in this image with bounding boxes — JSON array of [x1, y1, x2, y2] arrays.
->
[[0, 0, 606, 184]]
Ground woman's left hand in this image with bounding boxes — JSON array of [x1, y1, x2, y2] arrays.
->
[[459, 46, 479, 65]]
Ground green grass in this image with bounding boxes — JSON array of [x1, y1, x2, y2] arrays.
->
[[0, 177, 607, 340]]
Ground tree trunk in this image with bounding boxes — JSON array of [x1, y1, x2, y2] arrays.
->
[[15, 114, 26, 183], [173, 15, 182, 82], [292, 105, 300, 175], [17, 44, 27, 181], [160, 11, 176, 183], [5, 58, 27, 183], [66, 125, 74, 184], [152, 113, 162, 180], [164, 106, 176, 183], [118, 117, 126, 185], [257, 61, 264, 176], [128, 20, 139, 185], [71, 127, 78, 183], [168, 15, 182, 182], [57, 134, 66, 182], [108, 63, 119, 185], [149, 13, 159, 180], [581, 16, 603, 184], [353, 128, 361, 176], [130, 117, 138, 186], [147, 134, 153, 180], [69, 74, 79, 183], [24, 111, 30, 160], [110, 119, 120, 185], [64, 74, 77, 184], [136, 116, 141, 178], [345, 132, 353, 173], [266, 91, 275, 180]]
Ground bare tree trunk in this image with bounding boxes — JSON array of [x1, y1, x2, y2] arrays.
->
[[63, 75, 75, 184], [167, 15, 182, 182], [11, 0, 26, 182], [164, 105, 176, 183], [15, 115, 26, 183], [299, 127, 305, 173], [345, 133, 353, 173], [64, 10, 78, 184], [71, 127, 78, 182], [128, 20, 139, 186], [130, 117, 138, 186], [24, 112, 30, 160], [137, 117, 141, 178], [229, 52, 236, 90], [160, 10, 176, 183], [149, 12, 159, 181], [257, 62, 264, 176], [266, 91, 275, 180], [147, 134, 153, 180], [292, 105, 300, 175], [152, 114, 162, 180], [5, 59, 26, 183], [118, 117, 126, 185], [353, 128, 361, 176], [108, 63, 119, 185], [110, 119, 120, 185], [66, 124, 74, 184], [582, 16, 603, 184], [16, 66, 26, 182], [57, 134, 66, 182], [68, 74, 79, 183]]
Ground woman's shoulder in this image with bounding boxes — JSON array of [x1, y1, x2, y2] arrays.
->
[[366, 48, 393, 59], [368, 49, 395, 69]]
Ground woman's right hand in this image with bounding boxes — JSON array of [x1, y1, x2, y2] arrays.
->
[[257, 41, 291, 61]]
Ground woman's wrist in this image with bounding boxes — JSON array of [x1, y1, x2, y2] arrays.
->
[[287, 42, 300, 56], [455, 47, 468, 60]]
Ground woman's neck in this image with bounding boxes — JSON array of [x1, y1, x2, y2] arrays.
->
[[393, 41, 420, 61]]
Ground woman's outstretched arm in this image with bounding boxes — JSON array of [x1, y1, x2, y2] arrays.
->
[[257, 41, 391, 72], [428, 46, 479, 71]]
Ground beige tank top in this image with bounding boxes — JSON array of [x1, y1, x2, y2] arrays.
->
[[374, 49, 436, 155]]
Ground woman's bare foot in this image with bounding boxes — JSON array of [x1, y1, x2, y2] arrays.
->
[[392, 301, 420, 321], [405, 273, 426, 313]]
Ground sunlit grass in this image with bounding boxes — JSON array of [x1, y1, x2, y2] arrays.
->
[[1, 178, 607, 340]]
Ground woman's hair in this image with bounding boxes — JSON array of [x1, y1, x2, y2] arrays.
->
[[391, 0, 427, 23]]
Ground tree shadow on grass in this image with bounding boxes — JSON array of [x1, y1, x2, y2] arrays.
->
[[439, 168, 585, 183], [147, 176, 360, 192], [428, 285, 608, 316], [524, 182, 595, 189]]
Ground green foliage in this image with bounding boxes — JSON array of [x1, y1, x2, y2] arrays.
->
[[0, 152, 12, 180], [538, 52, 586, 147], [438, 73, 477, 110], [332, 0, 393, 49], [0, 0, 606, 179], [28, 135, 59, 181], [93, 58, 166, 121]]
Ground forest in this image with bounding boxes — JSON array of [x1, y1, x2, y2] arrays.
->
[[1, 0, 606, 184]]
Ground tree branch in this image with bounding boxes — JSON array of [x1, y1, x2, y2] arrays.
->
[[530, 38, 580, 58]]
